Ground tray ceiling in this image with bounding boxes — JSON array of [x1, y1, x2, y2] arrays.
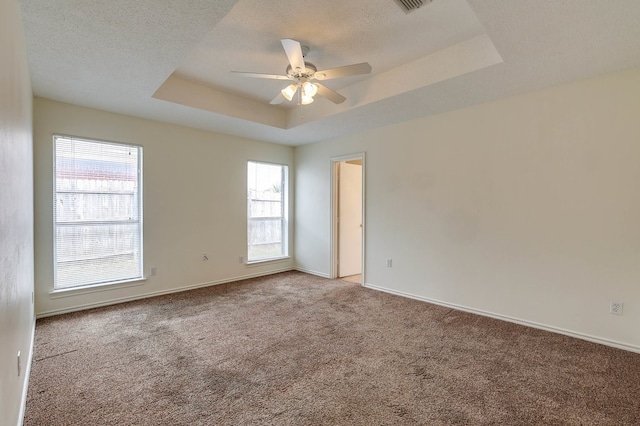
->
[[18, 0, 640, 145]]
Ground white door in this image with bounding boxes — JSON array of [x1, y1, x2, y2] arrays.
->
[[338, 162, 362, 277]]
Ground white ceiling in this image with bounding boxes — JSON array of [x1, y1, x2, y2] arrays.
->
[[18, 0, 640, 146]]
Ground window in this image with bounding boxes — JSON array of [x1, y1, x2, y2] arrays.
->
[[53, 135, 143, 290], [247, 161, 288, 262]]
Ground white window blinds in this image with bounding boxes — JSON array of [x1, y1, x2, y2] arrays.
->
[[53, 135, 143, 289]]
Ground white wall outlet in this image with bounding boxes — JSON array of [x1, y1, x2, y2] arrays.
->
[[150, 266, 157, 276], [239, 256, 244, 264], [202, 253, 209, 261], [386, 258, 393, 268], [17, 351, 21, 376], [610, 301, 624, 316]]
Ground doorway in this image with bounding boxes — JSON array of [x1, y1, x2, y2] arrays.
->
[[331, 153, 365, 284]]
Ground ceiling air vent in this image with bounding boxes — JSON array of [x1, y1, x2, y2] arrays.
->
[[394, 0, 432, 13]]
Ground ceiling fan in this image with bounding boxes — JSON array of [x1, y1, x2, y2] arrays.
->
[[231, 39, 372, 106]]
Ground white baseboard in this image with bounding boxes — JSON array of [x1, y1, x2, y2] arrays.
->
[[36, 267, 294, 318], [294, 267, 330, 279], [17, 317, 35, 426], [364, 283, 640, 355]]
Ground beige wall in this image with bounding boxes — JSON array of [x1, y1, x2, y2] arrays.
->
[[0, 0, 35, 424], [295, 67, 640, 352], [33, 98, 294, 316]]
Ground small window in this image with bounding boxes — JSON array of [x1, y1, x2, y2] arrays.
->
[[53, 135, 143, 290], [247, 161, 288, 262]]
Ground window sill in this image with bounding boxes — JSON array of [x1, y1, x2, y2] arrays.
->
[[49, 277, 146, 299], [246, 256, 291, 267]]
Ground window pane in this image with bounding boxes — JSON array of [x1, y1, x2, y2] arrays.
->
[[55, 224, 141, 289], [248, 218, 283, 260], [249, 199, 281, 218], [56, 192, 138, 222], [247, 161, 287, 261], [54, 136, 143, 289]]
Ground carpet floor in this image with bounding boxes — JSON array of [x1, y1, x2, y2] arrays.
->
[[339, 274, 361, 284], [24, 271, 640, 425]]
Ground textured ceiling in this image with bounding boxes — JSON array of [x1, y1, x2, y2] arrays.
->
[[18, 0, 640, 146]]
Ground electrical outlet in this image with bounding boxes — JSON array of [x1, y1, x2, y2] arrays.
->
[[239, 256, 244, 264], [17, 351, 21, 376], [386, 258, 393, 268], [610, 301, 624, 316], [202, 253, 209, 261], [150, 266, 157, 276]]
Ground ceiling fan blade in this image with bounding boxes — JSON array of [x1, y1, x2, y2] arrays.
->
[[315, 83, 346, 104], [281, 39, 306, 72], [230, 71, 291, 80], [270, 93, 286, 105], [314, 62, 372, 80]]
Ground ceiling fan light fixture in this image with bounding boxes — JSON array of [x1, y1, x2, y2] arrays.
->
[[300, 94, 314, 105], [281, 84, 298, 101], [303, 82, 318, 98]]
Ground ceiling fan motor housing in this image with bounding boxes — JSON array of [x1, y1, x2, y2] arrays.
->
[[286, 62, 317, 80]]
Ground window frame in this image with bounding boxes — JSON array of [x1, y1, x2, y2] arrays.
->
[[247, 160, 289, 264], [52, 134, 144, 291]]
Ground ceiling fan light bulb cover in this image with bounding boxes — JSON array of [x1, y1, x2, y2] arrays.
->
[[303, 82, 318, 97], [281, 84, 297, 101], [301, 94, 314, 105]]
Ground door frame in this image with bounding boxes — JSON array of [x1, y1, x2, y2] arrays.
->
[[330, 152, 365, 284]]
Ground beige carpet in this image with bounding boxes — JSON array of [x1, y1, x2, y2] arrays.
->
[[340, 274, 361, 284], [25, 271, 640, 425]]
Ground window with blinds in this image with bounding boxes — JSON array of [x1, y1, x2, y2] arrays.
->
[[247, 161, 288, 262], [53, 135, 143, 290]]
